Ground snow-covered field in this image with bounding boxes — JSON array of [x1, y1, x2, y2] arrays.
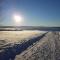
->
[[0, 30, 60, 60], [0, 30, 47, 60], [0, 30, 46, 47], [15, 31, 60, 60]]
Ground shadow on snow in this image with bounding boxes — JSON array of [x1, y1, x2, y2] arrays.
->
[[0, 32, 48, 60]]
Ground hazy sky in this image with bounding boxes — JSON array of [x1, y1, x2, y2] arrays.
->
[[1, 0, 60, 26]]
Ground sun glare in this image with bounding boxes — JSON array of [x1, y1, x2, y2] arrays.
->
[[13, 14, 23, 23]]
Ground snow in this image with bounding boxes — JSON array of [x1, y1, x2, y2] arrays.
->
[[0, 30, 46, 50], [1, 30, 60, 60], [0, 30, 47, 60], [15, 32, 60, 60], [0, 30, 46, 43]]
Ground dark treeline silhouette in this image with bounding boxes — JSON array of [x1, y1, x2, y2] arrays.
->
[[0, 26, 60, 31]]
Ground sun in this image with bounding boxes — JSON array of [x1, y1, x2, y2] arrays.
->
[[13, 14, 23, 23]]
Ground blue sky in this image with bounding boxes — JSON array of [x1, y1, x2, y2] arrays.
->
[[1, 0, 60, 26]]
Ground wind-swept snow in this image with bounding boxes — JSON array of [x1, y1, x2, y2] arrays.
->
[[0, 30, 46, 44], [0, 30, 47, 60], [15, 32, 60, 60]]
